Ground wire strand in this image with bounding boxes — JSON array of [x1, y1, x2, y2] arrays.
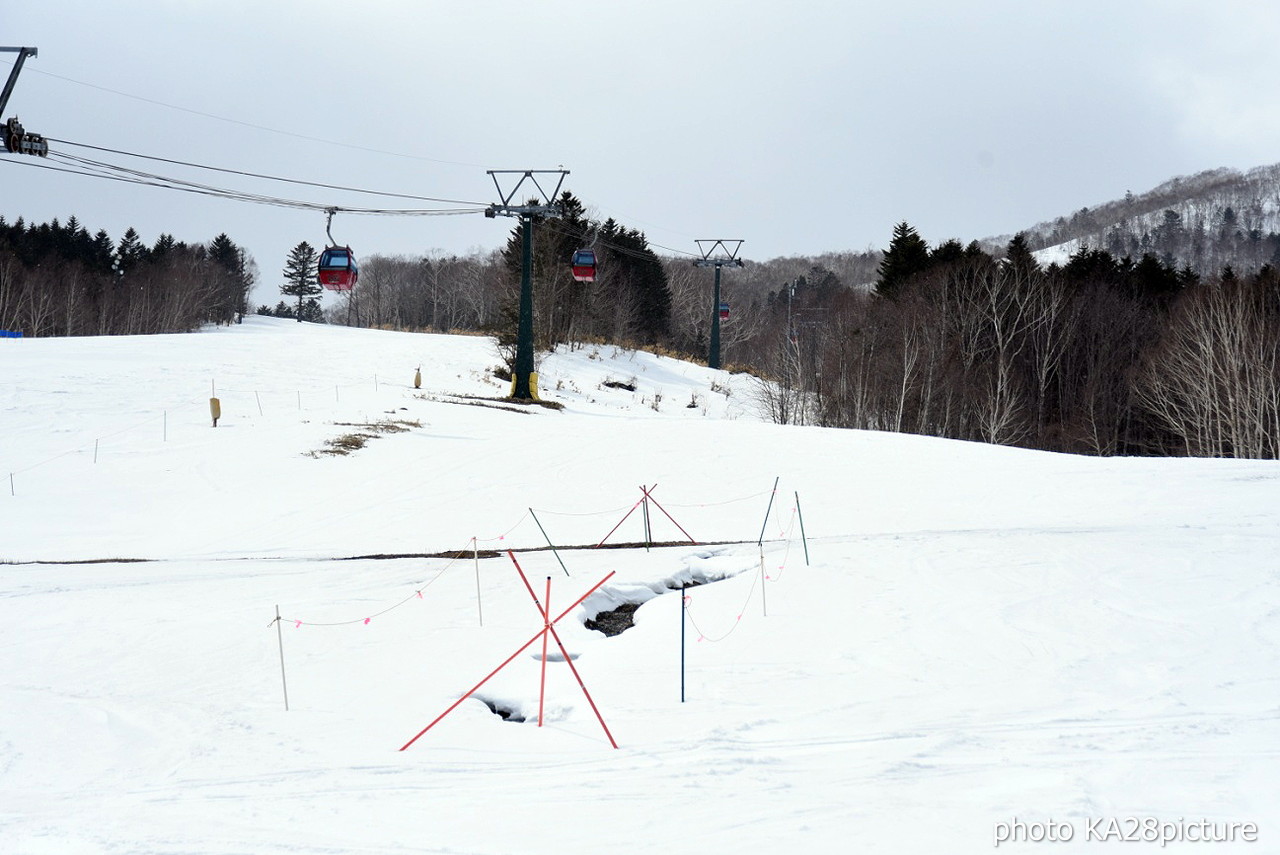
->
[[6, 154, 485, 217], [47, 137, 489, 206]]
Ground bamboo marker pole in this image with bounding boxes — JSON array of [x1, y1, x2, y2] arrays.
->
[[642, 492, 652, 552], [538, 577, 551, 727], [760, 548, 768, 617], [473, 537, 484, 627], [274, 605, 290, 711]]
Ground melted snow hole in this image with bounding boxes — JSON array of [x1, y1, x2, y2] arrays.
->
[[581, 551, 745, 638]]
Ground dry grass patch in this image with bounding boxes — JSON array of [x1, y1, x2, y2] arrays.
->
[[307, 419, 421, 457]]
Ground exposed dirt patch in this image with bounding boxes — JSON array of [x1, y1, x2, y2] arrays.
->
[[584, 602, 641, 637]]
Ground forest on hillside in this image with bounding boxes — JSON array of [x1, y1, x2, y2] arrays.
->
[[0, 216, 253, 335], [6, 178, 1280, 459], [769, 225, 1280, 459], [1007, 163, 1280, 276]]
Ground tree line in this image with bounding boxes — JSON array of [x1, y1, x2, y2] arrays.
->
[[11, 200, 1280, 459], [0, 216, 254, 335], [256, 202, 1280, 459], [747, 223, 1280, 459]]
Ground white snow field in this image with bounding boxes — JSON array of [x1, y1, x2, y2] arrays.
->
[[1, 316, 1276, 854]]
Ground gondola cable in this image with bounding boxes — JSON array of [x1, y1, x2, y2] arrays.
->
[[46, 137, 489, 207]]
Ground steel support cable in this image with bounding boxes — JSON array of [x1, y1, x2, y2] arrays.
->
[[47, 137, 489, 207], [7, 153, 486, 216], [49, 150, 467, 213], [1, 62, 720, 252], [536, 217, 700, 262]]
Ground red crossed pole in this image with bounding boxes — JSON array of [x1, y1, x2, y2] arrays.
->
[[399, 555, 617, 751], [596, 484, 697, 548], [509, 553, 618, 748]]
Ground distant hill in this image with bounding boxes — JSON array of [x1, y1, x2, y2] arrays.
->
[[992, 164, 1280, 274]]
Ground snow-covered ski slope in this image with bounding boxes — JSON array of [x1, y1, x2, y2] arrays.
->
[[1, 317, 1276, 854]]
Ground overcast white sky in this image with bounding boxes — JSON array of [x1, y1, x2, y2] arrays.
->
[[5, 1, 1280, 302]]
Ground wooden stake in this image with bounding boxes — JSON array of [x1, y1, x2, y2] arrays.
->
[[760, 548, 768, 617], [538, 576, 551, 727]]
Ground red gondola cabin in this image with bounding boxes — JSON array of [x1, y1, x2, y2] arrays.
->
[[318, 246, 359, 291], [571, 249, 596, 283]]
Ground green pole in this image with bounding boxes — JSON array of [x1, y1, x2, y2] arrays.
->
[[757, 476, 780, 546], [529, 508, 570, 576], [795, 491, 810, 566], [513, 214, 536, 400], [709, 263, 722, 370]]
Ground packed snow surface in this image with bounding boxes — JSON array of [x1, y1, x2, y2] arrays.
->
[[1, 317, 1276, 854]]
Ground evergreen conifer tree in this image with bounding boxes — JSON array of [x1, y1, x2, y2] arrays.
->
[[115, 227, 147, 273], [875, 222, 931, 299], [1004, 232, 1039, 277], [281, 241, 321, 323]]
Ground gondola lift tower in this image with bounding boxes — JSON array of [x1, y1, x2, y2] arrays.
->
[[484, 169, 567, 401], [694, 239, 745, 370]]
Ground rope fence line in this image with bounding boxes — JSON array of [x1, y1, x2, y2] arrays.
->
[[267, 481, 805, 635], [528, 503, 637, 518], [3, 370, 442, 489], [766, 508, 800, 584], [263, 481, 809, 715], [275, 540, 472, 628], [527, 489, 772, 518], [475, 510, 531, 545], [684, 560, 765, 644], [664, 489, 774, 509]]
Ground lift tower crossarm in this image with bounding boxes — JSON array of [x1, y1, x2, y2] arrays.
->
[[0, 47, 37, 118], [484, 169, 568, 219]]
